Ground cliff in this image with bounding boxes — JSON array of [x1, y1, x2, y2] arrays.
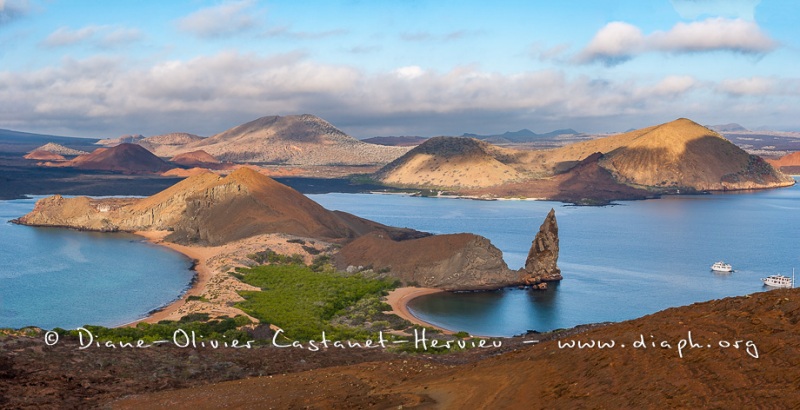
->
[[14, 167, 424, 246], [520, 208, 562, 286], [334, 232, 522, 290]]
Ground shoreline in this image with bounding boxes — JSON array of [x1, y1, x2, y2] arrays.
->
[[385, 287, 454, 335], [126, 231, 214, 326]]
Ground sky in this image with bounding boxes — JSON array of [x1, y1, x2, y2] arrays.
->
[[0, 0, 798, 139]]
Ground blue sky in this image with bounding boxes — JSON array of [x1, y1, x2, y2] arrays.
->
[[0, 0, 798, 138]]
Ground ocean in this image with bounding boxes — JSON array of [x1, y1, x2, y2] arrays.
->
[[309, 179, 800, 336], [0, 197, 194, 330], [3, 181, 797, 335]]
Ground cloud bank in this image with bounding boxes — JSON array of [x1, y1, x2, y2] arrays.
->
[[3, 51, 792, 137], [577, 17, 777, 65]]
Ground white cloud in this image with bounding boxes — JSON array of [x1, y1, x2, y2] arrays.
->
[[40, 25, 142, 49], [177, 0, 260, 39], [717, 76, 776, 96], [575, 22, 644, 65], [41, 26, 98, 48], [0, 52, 796, 137], [649, 18, 776, 54], [577, 17, 777, 65]]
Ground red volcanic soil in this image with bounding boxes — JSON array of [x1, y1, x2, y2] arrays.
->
[[170, 149, 221, 168], [110, 288, 800, 409], [23, 149, 66, 161], [67, 143, 173, 174], [767, 151, 800, 174]]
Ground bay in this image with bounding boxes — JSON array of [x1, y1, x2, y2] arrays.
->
[[309, 179, 800, 337], [0, 197, 195, 330]]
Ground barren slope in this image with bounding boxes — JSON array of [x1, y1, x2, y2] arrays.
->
[[66, 143, 173, 174], [114, 287, 800, 409], [376, 137, 528, 188], [175, 114, 410, 165]]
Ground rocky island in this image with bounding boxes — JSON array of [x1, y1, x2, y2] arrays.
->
[[14, 167, 562, 323]]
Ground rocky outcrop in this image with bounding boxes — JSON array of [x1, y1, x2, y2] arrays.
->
[[333, 232, 522, 291], [520, 208, 562, 287]]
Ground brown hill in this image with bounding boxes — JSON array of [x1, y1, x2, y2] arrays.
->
[[334, 232, 521, 290], [766, 151, 800, 174], [113, 287, 800, 408], [375, 119, 794, 202], [376, 137, 528, 188], [138, 133, 205, 156], [169, 150, 222, 168], [23, 149, 66, 161], [30, 142, 88, 156], [173, 114, 410, 165], [66, 143, 173, 174], [15, 167, 425, 246], [597, 118, 793, 190]]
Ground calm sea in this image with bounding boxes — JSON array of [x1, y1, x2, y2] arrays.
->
[[309, 179, 800, 337], [0, 197, 194, 330]]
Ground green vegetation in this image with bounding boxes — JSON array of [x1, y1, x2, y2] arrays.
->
[[247, 249, 304, 265], [234, 264, 400, 340]]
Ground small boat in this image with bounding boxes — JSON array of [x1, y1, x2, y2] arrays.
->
[[711, 261, 733, 272], [761, 270, 794, 288]]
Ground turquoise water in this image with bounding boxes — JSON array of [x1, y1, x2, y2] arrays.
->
[[309, 179, 800, 337], [0, 197, 195, 330]]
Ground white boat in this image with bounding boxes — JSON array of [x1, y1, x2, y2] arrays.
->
[[711, 261, 733, 272], [761, 270, 794, 288]]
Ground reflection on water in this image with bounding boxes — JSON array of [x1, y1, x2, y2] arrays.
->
[[312, 179, 800, 336]]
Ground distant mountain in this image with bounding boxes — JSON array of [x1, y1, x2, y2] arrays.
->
[[30, 142, 88, 156], [462, 128, 579, 143], [23, 150, 66, 161], [361, 136, 428, 147], [162, 114, 411, 166], [138, 133, 205, 156], [96, 134, 146, 146], [708, 123, 749, 132], [67, 143, 173, 174], [0, 129, 99, 153]]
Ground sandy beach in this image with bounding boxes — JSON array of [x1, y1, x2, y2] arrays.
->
[[126, 231, 331, 326], [385, 287, 453, 334], [127, 232, 456, 334]]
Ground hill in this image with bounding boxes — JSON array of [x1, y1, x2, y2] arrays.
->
[[463, 128, 580, 143], [109, 286, 800, 408], [169, 150, 222, 168], [95, 134, 145, 146], [163, 114, 410, 165], [66, 143, 173, 174], [566, 118, 793, 191], [373, 118, 794, 202], [30, 142, 88, 156], [138, 133, 205, 156], [15, 167, 426, 246], [23, 150, 66, 161], [766, 151, 800, 175], [709, 123, 749, 132], [375, 137, 528, 188]]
